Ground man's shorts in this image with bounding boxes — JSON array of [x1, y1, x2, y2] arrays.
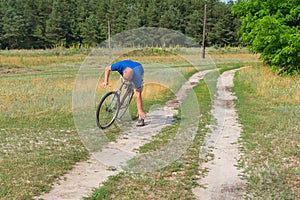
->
[[132, 65, 144, 89]]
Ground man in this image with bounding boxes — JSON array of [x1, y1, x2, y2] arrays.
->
[[102, 60, 145, 126]]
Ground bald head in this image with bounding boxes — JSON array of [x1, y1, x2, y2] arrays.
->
[[123, 68, 134, 81]]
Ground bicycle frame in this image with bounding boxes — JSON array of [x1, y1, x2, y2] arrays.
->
[[116, 77, 135, 119]]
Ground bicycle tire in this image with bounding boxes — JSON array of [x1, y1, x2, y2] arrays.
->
[[96, 91, 120, 129], [117, 89, 134, 119]]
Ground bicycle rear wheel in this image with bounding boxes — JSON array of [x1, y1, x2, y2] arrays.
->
[[96, 91, 120, 129]]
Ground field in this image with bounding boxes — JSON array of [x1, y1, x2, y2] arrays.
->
[[0, 47, 298, 199], [235, 66, 300, 199], [0, 49, 89, 199]]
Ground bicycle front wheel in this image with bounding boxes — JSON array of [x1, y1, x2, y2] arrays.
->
[[96, 91, 120, 129]]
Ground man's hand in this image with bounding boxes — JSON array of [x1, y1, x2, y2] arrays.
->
[[138, 111, 146, 119], [101, 81, 109, 88]]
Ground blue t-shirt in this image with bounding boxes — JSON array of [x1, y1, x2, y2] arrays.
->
[[111, 60, 141, 75], [110, 60, 144, 89]]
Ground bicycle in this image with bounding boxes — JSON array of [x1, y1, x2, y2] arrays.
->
[[96, 77, 135, 129]]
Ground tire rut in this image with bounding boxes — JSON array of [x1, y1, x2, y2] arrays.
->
[[193, 69, 246, 200]]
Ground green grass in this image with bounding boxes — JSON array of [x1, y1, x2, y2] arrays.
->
[[234, 65, 300, 199], [0, 128, 88, 199]]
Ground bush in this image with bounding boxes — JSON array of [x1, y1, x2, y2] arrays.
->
[[232, 0, 300, 75]]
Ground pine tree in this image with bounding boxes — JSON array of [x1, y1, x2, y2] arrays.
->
[[80, 14, 101, 47], [0, 1, 4, 49], [33, 0, 53, 48], [1, 0, 30, 49], [45, 0, 78, 47], [0, 0, 241, 49], [45, 0, 66, 46], [159, 5, 181, 30], [126, 3, 142, 29], [146, 0, 160, 27], [185, 10, 203, 44]]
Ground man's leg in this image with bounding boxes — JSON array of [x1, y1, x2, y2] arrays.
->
[[135, 88, 145, 126]]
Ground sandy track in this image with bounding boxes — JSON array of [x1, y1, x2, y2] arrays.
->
[[36, 70, 213, 200], [193, 69, 245, 199]]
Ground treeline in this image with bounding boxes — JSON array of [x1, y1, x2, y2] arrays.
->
[[0, 0, 239, 49]]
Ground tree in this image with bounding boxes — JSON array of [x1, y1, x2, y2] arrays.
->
[[210, 2, 240, 46], [45, 0, 66, 46], [145, 0, 160, 27], [232, 0, 300, 74], [0, 1, 4, 49], [80, 14, 101, 46], [0, 0, 241, 49], [0, 0, 31, 49], [185, 10, 203, 43], [31, 0, 53, 48], [45, 0, 78, 47], [159, 5, 181, 30], [126, 3, 142, 29]]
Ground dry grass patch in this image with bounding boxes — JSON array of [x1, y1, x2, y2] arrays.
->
[[0, 54, 85, 68], [239, 66, 300, 105], [209, 53, 260, 60]]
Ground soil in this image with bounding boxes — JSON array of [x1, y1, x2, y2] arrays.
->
[[36, 69, 245, 200]]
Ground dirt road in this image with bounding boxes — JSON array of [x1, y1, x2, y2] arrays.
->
[[193, 69, 245, 199]]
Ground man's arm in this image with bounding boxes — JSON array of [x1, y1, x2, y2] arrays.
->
[[102, 66, 111, 87]]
